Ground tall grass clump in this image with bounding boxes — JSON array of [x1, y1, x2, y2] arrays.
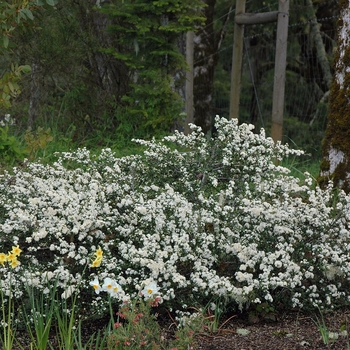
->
[[1, 116, 350, 319]]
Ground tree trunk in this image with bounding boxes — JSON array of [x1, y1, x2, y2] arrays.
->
[[89, 7, 129, 101], [185, 31, 194, 135], [193, 0, 217, 135], [306, 0, 333, 91], [319, 0, 350, 192], [76, 0, 129, 121], [28, 62, 41, 129]]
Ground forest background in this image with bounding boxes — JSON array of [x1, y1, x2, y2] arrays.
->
[[0, 0, 339, 164]]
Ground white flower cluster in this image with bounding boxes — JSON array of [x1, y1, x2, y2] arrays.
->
[[89, 277, 159, 302], [0, 114, 15, 127], [1, 116, 350, 314]]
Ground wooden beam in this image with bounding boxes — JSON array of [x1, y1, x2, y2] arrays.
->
[[271, 0, 290, 143], [229, 0, 246, 120], [235, 11, 278, 25]]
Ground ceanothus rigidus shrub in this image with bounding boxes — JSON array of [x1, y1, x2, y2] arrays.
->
[[0, 116, 350, 316]]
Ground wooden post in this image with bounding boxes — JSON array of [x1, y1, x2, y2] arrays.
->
[[185, 31, 194, 135], [271, 0, 290, 143], [229, 0, 289, 142], [229, 0, 245, 120]]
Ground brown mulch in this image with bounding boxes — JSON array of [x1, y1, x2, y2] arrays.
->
[[12, 308, 350, 349], [195, 308, 350, 350]]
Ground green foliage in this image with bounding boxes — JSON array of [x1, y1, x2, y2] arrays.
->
[[101, 0, 204, 135], [119, 71, 183, 139], [0, 0, 206, 142], [108, 297, 198, 349], [312, 307, 331, 345], [2, 0, 123, 140], [0, 0, 56, 109], [0, 63, 31, 109], [103, 0, 204, 69], [22, 278, 58, 350], [54, 294, 78, 350], [283, 115, 326, 159], [0, 0, 58, 50], [0, 1, 33, 50], [248, 302, 277, 324], [74, 320, 109, 350], [0, 278, 18, 350], [24, 126, 54, 160], [0, 125, 27, 164]]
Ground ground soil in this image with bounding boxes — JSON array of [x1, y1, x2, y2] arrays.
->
[[195, 308, 350, 350], [13, 308, 350, 349]]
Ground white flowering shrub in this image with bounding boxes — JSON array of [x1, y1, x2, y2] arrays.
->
[[1, 116, 350, 316]]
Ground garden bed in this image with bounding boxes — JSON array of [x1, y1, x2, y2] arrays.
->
[[11, 309, 350, 349], [196, 308, 350, 350], [2, 117, 350, 349]]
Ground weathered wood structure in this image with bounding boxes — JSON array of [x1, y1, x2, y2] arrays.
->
[[229, 0, 290, 143]]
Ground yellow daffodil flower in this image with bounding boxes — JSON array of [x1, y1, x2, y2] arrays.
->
[[7, 252, 16, 261], [11, 245, 22, 256], [0, 253, 7, 266], [91, 255, 103, 267], [91, 247, 103, 267], [94, 247, 103, 258], [10, 258, 20, 269]]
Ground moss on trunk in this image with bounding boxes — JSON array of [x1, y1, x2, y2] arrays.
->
[[318, 0, 350, 192]]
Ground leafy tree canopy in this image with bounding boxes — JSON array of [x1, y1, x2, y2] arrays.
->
[[0, 0, 57, 108]]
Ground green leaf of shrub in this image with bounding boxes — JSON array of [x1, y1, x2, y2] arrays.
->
[[21, 8, 34, 20], [20, 65, 31, 74], [3, 35, 9, 49]]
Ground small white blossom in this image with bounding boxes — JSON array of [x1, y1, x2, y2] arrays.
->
[[141, 281, 159, 299], [89, 278, 101, 294]]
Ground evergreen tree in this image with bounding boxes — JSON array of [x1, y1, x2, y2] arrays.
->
[[99, 0, 204, 137]]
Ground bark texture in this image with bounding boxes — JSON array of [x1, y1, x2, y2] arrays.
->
[[306, 0, 333, 91], [193, 0, 217, 135], [28, 62, 41, 129], [77, 0, 129, 110], [319, 0, 350, 192]]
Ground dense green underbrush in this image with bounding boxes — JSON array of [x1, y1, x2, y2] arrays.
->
[[0, 116, 349, 324]]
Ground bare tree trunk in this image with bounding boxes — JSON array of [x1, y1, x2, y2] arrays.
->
[[185, 31, 194, 135], [28, 62, 41, 129], [319, 0, 350, 192], [306, 0, 333, 91], [76, 0, 129, 121], [193, 0, 232, 134], [193, 0, 217, 135], [89, 8, 129, 100]]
